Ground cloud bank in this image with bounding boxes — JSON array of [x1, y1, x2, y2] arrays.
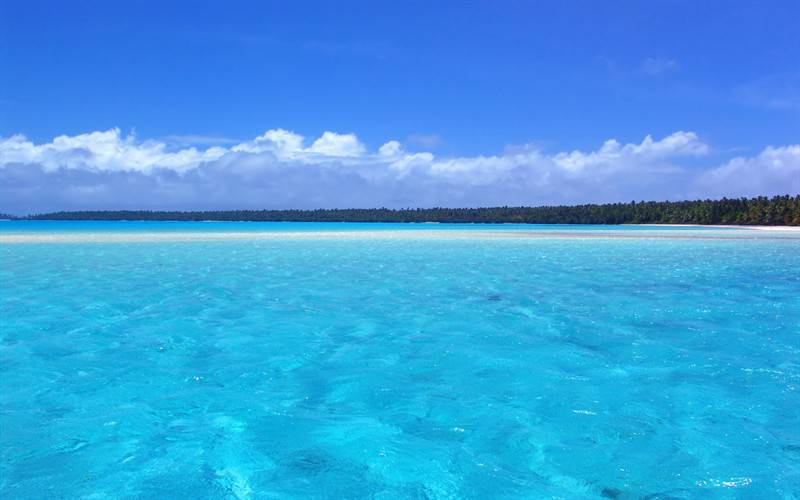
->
[[0, 128, 798, 214]]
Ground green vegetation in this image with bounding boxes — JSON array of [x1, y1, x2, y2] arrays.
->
[[13, 195, 800, 225]]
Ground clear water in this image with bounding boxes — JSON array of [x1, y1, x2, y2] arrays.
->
[[0, 220, 735, 234], [1, 222, 799, 498]]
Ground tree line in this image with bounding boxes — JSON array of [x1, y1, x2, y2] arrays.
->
[[10, 195, 800, 225]]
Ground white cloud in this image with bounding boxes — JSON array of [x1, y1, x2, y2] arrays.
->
[[0, 128, 225, 173], [378, 140, 403, 157], [231, 128, 305, 158], [693, 145, 800, 197], [307, 131, 365, 157], [0, 128, 796, 213], [229, 129, 366, 159], [553, 131, 708, 172]]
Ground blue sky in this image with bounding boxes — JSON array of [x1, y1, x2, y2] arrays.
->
[[0, 1, 798, 213]]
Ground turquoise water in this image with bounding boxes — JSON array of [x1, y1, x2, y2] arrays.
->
[[0, 220, 732, 234], [1, 223, 799, 498]]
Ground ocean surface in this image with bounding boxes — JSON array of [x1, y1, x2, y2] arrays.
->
[[1, 222, 799, 499]]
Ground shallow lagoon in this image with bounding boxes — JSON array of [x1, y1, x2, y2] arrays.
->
[[1, 222, 799, 498]]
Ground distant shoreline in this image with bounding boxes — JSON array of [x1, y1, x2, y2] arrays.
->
[[2, 195, 799, 226]]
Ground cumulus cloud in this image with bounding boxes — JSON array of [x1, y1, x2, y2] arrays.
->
[[0, 128, 225, 173], [378, 140, 403, 157], [308, 131, 366, 157], [230, 129, 366, 158], [0, 127, 796, 214], [552, 132, 709, 172], [231, 129, 305, 157], [693, 145, 800, 198]]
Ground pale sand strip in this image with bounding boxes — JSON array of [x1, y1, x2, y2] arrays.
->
[[1, 228, 799, 244], [724, 226, 800, 232], [630, 224, 800, 232]]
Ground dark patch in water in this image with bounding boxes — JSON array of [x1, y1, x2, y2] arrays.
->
[[287, 449, 333, 474], [784, 444, 800, 461], [601, 487, 621, 498], [561, 336, 603, 353], [487, 294, 502, 302]]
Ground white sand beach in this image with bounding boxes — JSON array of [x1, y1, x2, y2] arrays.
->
[[632, 224, 800, 232]]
